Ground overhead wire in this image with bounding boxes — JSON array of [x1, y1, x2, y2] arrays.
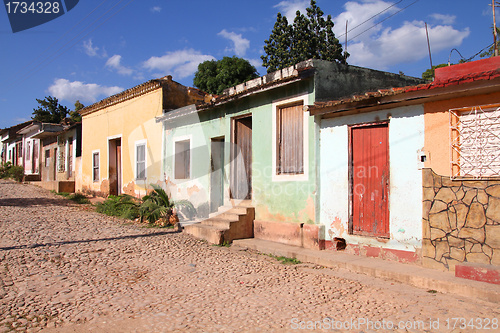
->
[[349, 0, 420, 42], [337, 0, 403, 39], [464, 43, 494, 62]]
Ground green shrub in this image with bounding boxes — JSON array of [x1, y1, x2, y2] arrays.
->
[[0, 162, 24, 182], [7, 165, 24, 182], [140, 184, 175, 225], [94, 185, 178, 227], [68, 192, 90, 204], [95, 195, 140, 220]]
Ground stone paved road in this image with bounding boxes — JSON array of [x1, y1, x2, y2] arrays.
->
[[0, 179, 499, 333]]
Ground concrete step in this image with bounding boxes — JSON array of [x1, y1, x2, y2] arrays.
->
[[185, 202, 255, 245], [218, 205, 247, 215], [203, 218, 234, 229], [216, 212, 241, 221], [184, 223, 225, 245]]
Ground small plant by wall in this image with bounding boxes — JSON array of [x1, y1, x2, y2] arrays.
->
[[94, 184, 179, 228], [0, 162, 24, 182]]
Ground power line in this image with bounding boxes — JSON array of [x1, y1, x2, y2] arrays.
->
[[464, 43, 494, 62], [337, 0, 403, 39], [349, 0, 420, 42]]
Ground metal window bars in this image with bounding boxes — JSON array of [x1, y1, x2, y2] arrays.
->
[[450, 103, 500, 179]]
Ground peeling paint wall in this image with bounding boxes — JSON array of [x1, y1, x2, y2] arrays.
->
[[161, 81, 318, 222], [80, 89, 164, 197], [162, 108, 226, 217], [319, 105, 424, 253]]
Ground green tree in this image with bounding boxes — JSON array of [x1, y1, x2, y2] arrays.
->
[[69, 100, 84, 122], [193, 56, 259, 95], [261, 0, 347, 73], [32, 96, 69, 123], [421, 63, 448, 81], [262, 12, 293, 72]]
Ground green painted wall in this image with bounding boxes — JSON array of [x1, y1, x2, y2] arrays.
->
[[161, 78, 317, 223]]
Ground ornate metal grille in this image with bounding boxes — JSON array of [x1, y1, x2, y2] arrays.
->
[[450, 103, 500, 179]]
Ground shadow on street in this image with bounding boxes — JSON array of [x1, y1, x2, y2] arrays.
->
[[0, 197, 73, 207], [0, 229, 180, 251]]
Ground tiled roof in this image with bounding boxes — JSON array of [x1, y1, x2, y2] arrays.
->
[[197, 60, 315, 110]]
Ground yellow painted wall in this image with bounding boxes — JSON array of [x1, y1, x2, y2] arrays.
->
[[424, 91, 500, 176], [80, 88, 164, 197]]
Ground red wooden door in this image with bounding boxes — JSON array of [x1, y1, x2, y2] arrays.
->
[[351, 123, 389, 237]]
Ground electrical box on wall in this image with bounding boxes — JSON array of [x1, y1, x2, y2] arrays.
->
[[417, 149, 428, 170]]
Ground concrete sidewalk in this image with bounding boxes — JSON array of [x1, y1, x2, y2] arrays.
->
[[233, 238, 500, 304]]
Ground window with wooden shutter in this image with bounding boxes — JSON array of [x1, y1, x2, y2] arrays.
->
[[92, 152, 99, 182], [136, 142, 146, 180], [175, 140, 190, 179], [277, 103, 304, 174]]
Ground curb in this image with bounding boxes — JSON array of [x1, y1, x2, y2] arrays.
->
[[233, 238, 500, 303]]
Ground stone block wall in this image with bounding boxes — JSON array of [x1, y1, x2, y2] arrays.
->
[[422, 168, 500, 271]]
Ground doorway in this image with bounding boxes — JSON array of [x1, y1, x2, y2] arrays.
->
[[210, 137, 225, 213], [231, 115, 252, 200], [350, 123, 389, 237], [108, 138, 122, 196]]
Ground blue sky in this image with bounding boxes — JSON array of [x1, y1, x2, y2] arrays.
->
[[0, 0, 496, 128]]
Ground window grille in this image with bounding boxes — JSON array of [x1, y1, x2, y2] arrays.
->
[[450, 103, 500, 178]]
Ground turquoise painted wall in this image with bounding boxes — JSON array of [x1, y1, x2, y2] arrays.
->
[[161, 79, 317, 223]]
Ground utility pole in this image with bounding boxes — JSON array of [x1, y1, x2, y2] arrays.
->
[[491, 0, 499, 56], [345, 20, 348, 59], [425, 22, 433, 69]]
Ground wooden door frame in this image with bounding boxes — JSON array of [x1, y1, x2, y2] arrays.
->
[[107, 136, 122, 196], [230, 113, 252, 199], [210, 136, 225, 212], [348, 120, 390, 237]]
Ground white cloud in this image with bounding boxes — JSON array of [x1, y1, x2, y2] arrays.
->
[[48, 79, 123, 104], [333, 0, 399, 40], [82, 39, 107, 58], [151, 6, 161, 13], [429, 13, 456, 25], [332, 1, 469, 70], [82, 39, 98, 57], [347, 21, 470, 70], [247, 58, 262, 68], [143, 49, 215, 79], [274, 0, 309, 21], [105, 54, 134, 76], [218, 29, 250, 57]]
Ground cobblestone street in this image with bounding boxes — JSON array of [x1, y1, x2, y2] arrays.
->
[[0, 180, 499, 332]]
